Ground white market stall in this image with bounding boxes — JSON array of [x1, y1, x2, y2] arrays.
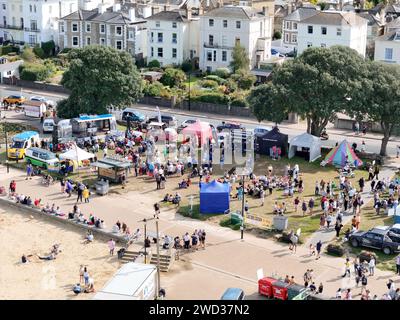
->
[[59, 145, 95, 170], [93, 262, 157, 300], [288, 133, 321, 162]]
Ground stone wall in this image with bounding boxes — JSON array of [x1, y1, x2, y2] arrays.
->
[[3, 78, 70, 95], [0, 197, 129, 245]]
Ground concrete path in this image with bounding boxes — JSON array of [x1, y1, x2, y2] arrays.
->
[[1, 165, 399, 299]]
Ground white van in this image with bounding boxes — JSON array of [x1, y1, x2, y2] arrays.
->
[[43, 118, 56, 133]]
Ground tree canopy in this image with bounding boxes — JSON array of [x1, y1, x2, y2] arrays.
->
[[58, 45, 143, 118], [247, 83, 287, 124], [351, 62, 400, 156], [230, 43, 250, 72], [271, 46, 368, 136]]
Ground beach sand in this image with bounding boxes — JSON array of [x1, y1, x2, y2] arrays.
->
[[0, 204, 121, 300]]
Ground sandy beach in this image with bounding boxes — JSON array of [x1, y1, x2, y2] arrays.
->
[[0, 204, 121, 300]]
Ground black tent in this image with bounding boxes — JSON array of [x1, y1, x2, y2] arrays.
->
[[255, 127, 289, 157]]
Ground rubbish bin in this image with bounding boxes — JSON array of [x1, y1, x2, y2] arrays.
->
[[288, 284, 309, 300], [231, 212, 243, 225], [95, 179, 109, 196], [258, 277, 277, 298], [117, 248, 125, 259], [272, 280, 290, 300], [273, 215, 288, 231]]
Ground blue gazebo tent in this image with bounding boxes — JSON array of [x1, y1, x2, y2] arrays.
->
[[199, 180, 230, 214]]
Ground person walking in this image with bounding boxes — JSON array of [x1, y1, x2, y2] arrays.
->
[[308, 198, 315, 215], [108, 239, 115, 256], [260, 188, 265, 206], [373, 165, 380, 180], [316, 240, 322, 260], [154, 202, 160, 218], [76, 183, 84, 203], [79, 265, 85, 283], [317, 283, 324, 295], [368, 256, 375, 276], [396, 254, 400, 275], [301, 200, 307, 217], [83, 187, 90, 203], [360, 273, 368, 295], [334, 220, 343, 239], [26, 163, 33, 180], [342, 258, 351, 278], [83, 267, 89, 286]]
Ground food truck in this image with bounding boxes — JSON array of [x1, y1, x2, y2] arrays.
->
[[91, 156, 132, 183], [8, 131, 40, 159], [71, 114, 117, 138]]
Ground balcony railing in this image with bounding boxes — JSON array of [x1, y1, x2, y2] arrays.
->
[[0, 24, 24, 30], [24, 27, 40, 33], [203, 42, 233, 50]]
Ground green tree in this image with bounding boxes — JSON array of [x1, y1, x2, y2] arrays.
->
[[58, 45, 143, 118], [351, 62, 400, 156], [230, 69, 256, 90], [160, 68, 186, 88], [247, 83, 287, 124], [230, 43, 250, 72], [273, 31, 282, 40], [272, 46, 368, 136], [148, 59, 161, 68]]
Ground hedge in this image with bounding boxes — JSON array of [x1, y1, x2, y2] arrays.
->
[[192, 92, 229, 105], [204, 75, 226, 85], [19, 62, 55, 81], [198, 79, 219, 89], [1, 45, 20, 55]]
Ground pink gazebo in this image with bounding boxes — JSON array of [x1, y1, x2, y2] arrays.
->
[[182, 121, 213, 145]]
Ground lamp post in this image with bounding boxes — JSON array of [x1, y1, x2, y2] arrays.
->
[[138, 216, 161, 296], [240, 174, 245, 240], [1, 112, 9, 173]]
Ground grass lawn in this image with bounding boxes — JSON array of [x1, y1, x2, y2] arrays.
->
[[183, 75, 200, 88], [173, 154, 369, 241], [338, 201, 399, 272]]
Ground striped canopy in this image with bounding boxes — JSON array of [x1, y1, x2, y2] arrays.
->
[[324, 140, 363, 168]]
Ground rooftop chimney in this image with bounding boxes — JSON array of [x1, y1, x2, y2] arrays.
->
[[98, 4, 107, 14], [113, 3, 121, 12], [129, 8, 136, 22], [186, 7, 192, 20]]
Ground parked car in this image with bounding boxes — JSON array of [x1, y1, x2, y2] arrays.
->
[[177, 119, 197, 132], [220, 288, 245, 300], [216, 121, 244, 132], [388, 224, 400, 237], [25, 147, 59, 172], [254, 126, 272, 137], [42, 118, 56, 133], [147, 114, 177, 126], [2, 94, 26, 106], [121, 108, 147, 122], [349, 227, 400, 255], [29, 96, 56, 107]]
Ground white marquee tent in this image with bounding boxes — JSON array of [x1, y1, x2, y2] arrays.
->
[[59, 146, 95, 162], [288, 133, 321, 162]]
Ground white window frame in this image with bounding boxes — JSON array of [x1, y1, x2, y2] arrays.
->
[[291, 34, 297, 43], [116, 26, 122, 36], [321, 26, 327, 35], [156, 21, 160, 27], [209, 19, 214, 27], [172, 48, 177, 59], [157, 47, 163, 57], [285, 21, 290, 30], [236, 21, 241, 29], [222, 50, 227, 62], [72, 23, 78, 32], [172, 33, 177, 44], [72, 36, 79, 47], [116, 40, 123, 50], [86, 37, 91, 45], [60, 22, 65, 33], [172, 22, 177, 28], [337, 27, 342, 36], [86, 22, 91, 32], [285, 33, 289, 43], [308, 25, 313, 34], [223, 20, 227, 28], [100, 24, 105, 34], [384, 47, 393, 60]]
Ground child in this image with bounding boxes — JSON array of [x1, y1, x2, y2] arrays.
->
[[309, 244, 316, 256]]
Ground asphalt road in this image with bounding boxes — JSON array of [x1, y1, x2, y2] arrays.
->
[[1, 85, 398, 156]]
